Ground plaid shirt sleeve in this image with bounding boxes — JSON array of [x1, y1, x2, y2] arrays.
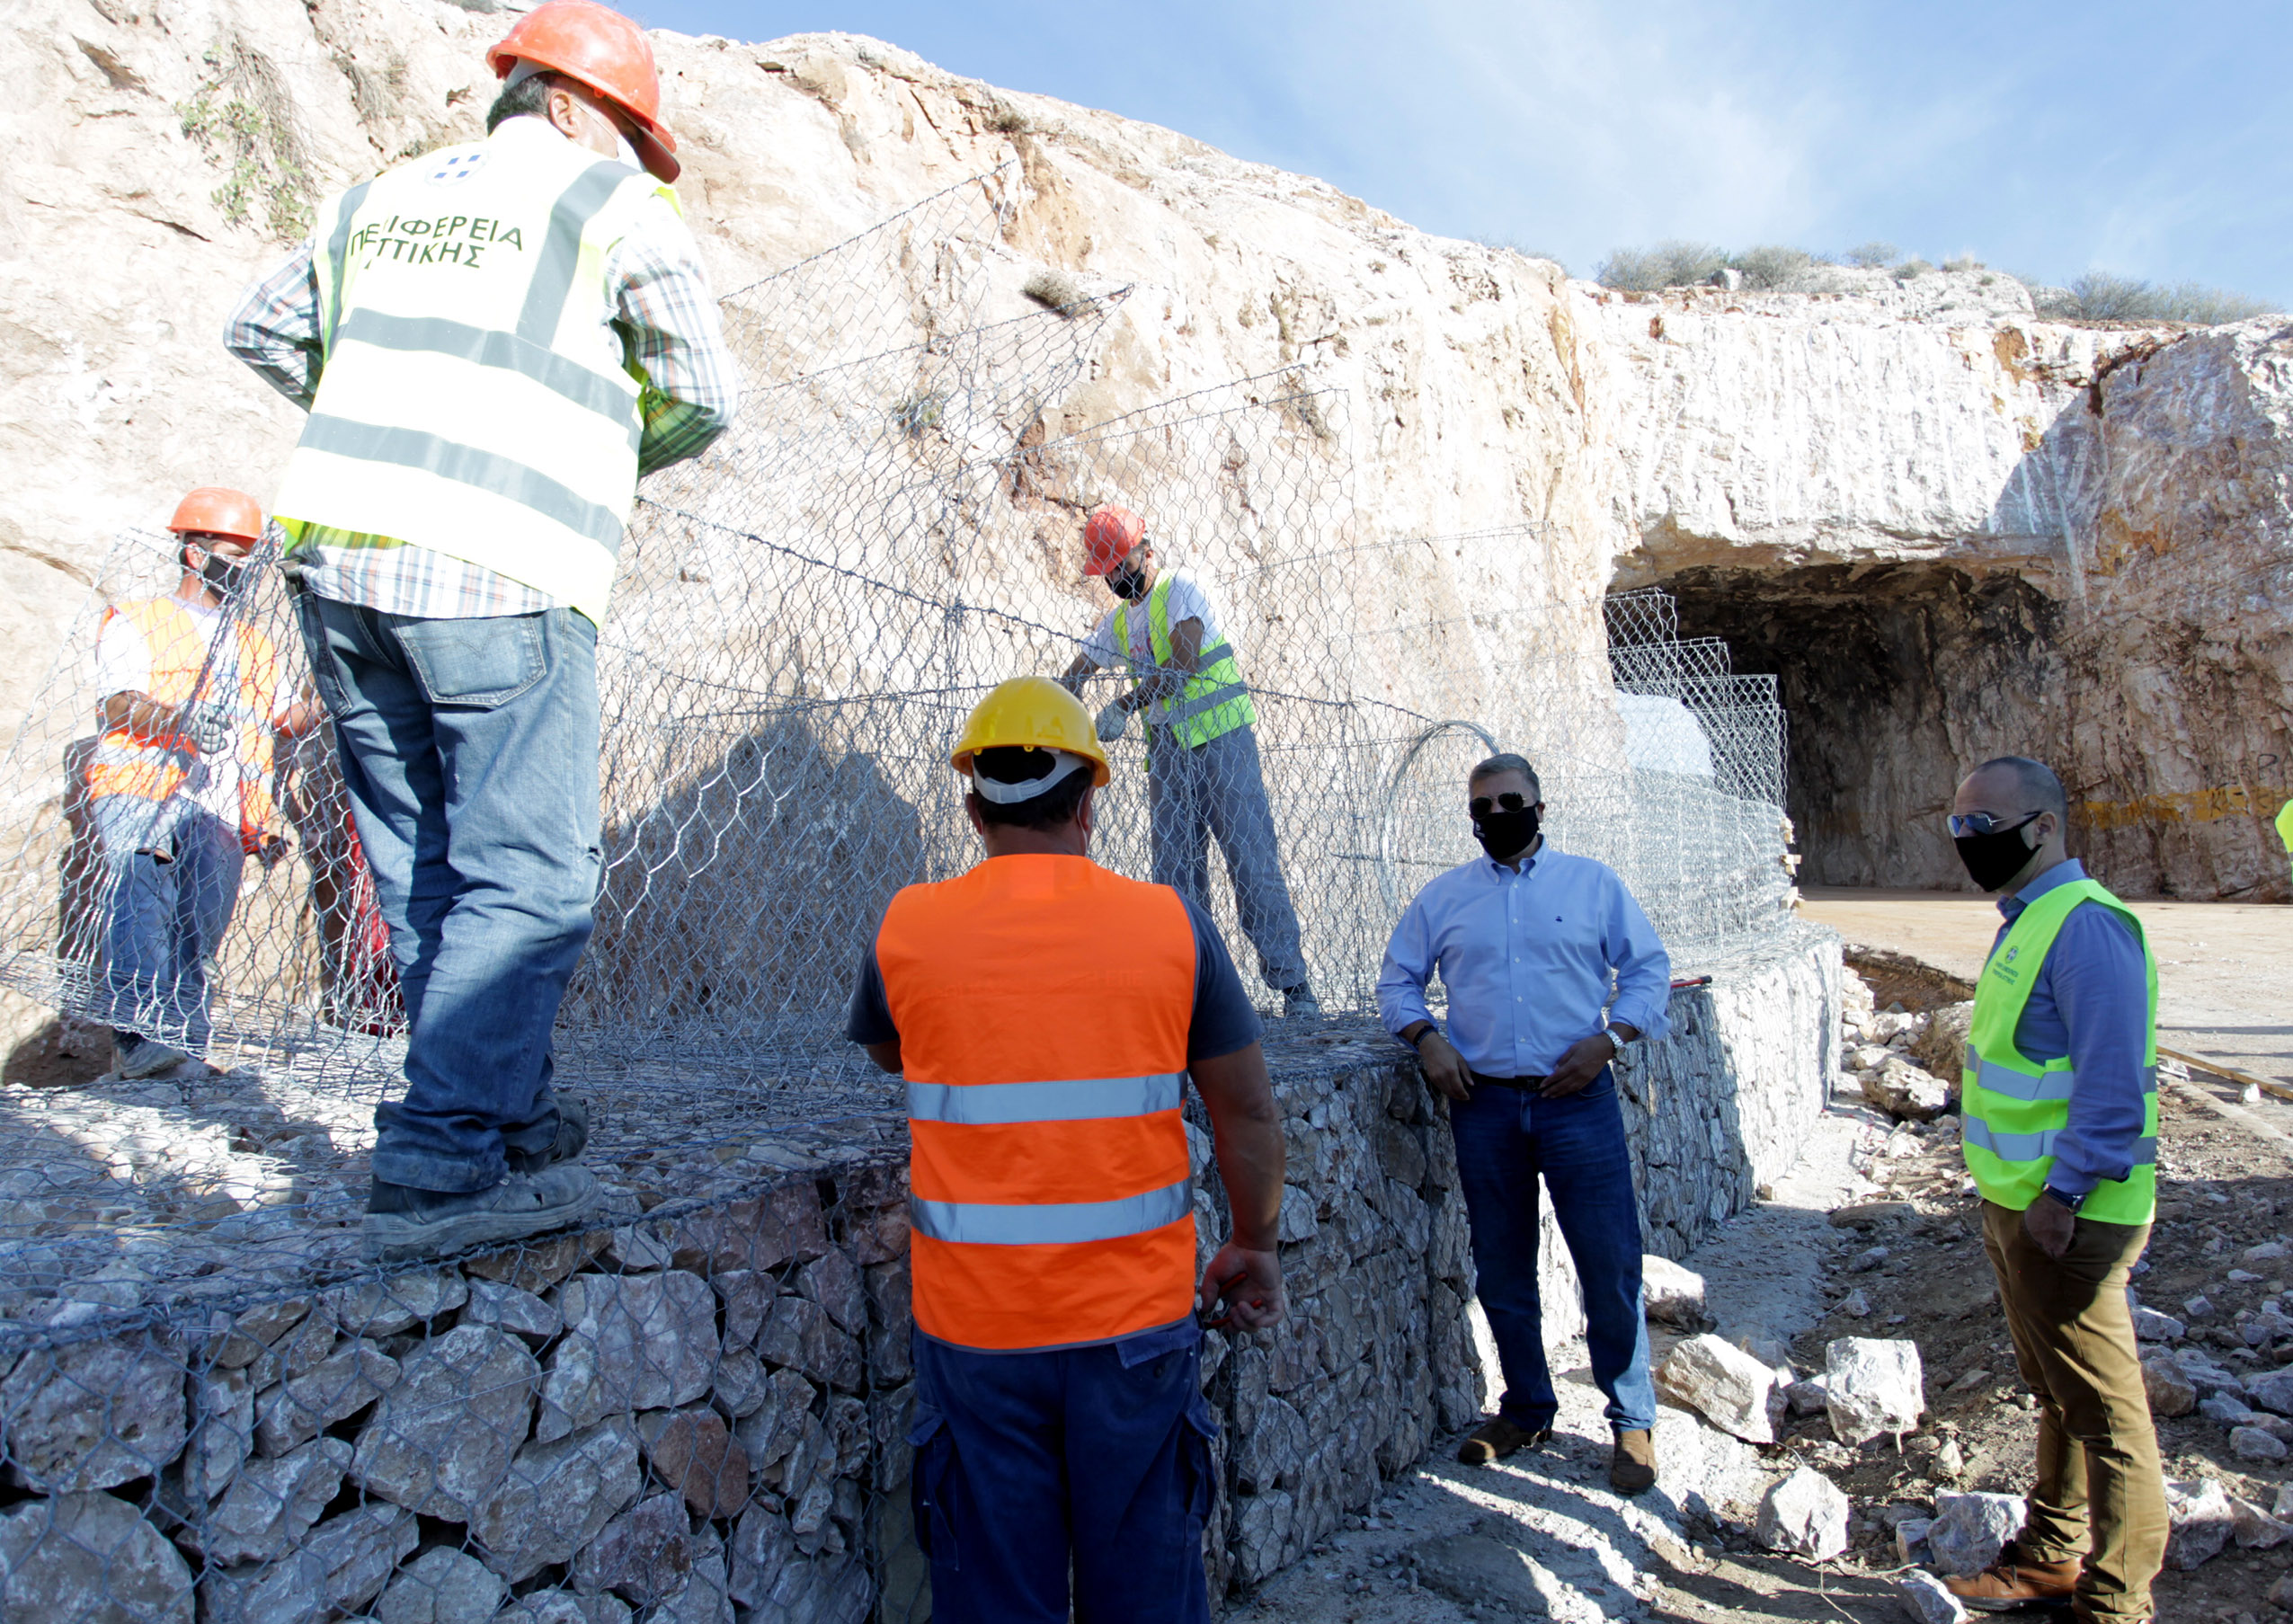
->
[[223, 238, 324, 410], [609, 195, 742, 476]]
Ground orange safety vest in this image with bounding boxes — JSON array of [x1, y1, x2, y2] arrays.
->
[[87, 597, 281, 850], [875, 853, 1199, 1353]]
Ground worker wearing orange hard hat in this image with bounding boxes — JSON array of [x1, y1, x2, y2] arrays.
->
[[223, 0, 738, 1261], [86, 489, 324, 1079], [849, 676, 1285, 1622], [1060, 505, 1319, 1017]]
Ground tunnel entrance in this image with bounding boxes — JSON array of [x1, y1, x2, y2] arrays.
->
[[1646, 564, 2066, 891]]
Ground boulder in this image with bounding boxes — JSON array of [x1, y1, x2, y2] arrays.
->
[[1653, 1333, 1782, 1443], [1862, 1057, 1951, 1121], [374, 1546, 508, 1624], [1925, 1492, 2025, 1578], [1642, 1255, 1709, 1329], [573, 1492, 695, 1605], [2142, 1354, 2199, 1416], [185, 1437, 351, 1565], [471, 1416, 642, 1583], [199, 1502, 419, 1623], [1895, 1568, 1970, 1624], [2231, 1495, 2293, 1549], [640, 1409, 751, 1520], [538, 1273, 718, 1442], [0, 1334, 189, 1492], [351, 1324, 540, 1520], [0, 1490, 195, 1623], [2164, 1478, 2235, 1570], [1755, 1466, 1851, 1558], [1825, 1337, 1924, 1445], [2237, 1425, 2293, 1463]]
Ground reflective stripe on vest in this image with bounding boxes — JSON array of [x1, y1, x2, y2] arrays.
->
[[875, 854, 1199, 1353], [273, 128, 672, 625], [1112, 574, 1257, 751], [1961, 875, 2159, 1225], [88, 598, 281, 846]]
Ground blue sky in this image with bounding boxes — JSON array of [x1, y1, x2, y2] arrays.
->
[[627, 1, 2292, 308]]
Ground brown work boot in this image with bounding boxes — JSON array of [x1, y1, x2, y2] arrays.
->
[[1610, 1428, 1657, 1494], [1944, 1540, 2079, 1612], [1456, 1417, 1551, 1466]]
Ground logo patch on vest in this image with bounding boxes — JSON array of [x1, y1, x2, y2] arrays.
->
[[428, 151, 488, 187]]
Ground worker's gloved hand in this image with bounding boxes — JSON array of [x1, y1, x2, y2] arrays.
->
[[1095, 700, 1130, 743], [181, 704, 234, 757]]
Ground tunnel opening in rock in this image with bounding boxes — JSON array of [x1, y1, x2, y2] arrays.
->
[[1644, 564, 2065, 891]]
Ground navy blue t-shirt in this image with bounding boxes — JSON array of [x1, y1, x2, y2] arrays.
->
[[845, 891, 1263, 1063]]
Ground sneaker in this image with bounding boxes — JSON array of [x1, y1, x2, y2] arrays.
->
[[1282, 984, 1322, 1019], [506, 1096, 590, 1175], [1610, 1428, 1657, 1494], [113, 1031, 193, 1080], [361, 1165, 601, 1263], [1945, 1540, 2079, 1612], [1456, 1416, 1551, 1466]]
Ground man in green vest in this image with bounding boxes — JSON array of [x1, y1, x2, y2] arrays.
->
[[1059, 504, 1317, 1017], [1943, 756, 2165, 1624], [224, 0, 737, 1260]]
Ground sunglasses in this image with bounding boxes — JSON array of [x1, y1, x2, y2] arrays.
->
[[1470, 793, 1535, 817], [1947, 810, 2040, 839]]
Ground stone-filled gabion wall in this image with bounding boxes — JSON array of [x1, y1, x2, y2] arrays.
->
[[0, 928, 1839, 1620]]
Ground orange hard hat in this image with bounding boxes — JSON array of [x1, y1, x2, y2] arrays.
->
[[1082, 505, 1145, 577], [166, 487, 264, 544], [486, 0, 680, 182]]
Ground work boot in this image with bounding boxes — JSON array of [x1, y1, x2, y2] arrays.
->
[[506, 1096, 590, 1175], [1610, 1428, 1657, 1494], [362, 1166, 600, 1263], [1283, 984, 1322, 1019], [112, 1030, 192, 1080], [1945, 1540, 2079, 1612], [1456, 1416, 1551, 1466]]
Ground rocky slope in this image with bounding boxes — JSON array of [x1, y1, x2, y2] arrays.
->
[[2, 0, 2286, 896]]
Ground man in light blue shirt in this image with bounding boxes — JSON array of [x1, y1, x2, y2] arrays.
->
[[1377, 752, 1672, 1493]]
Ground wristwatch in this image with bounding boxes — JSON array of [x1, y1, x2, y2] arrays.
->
[[1600, 1024, 1630, 1054], [1407, 1025, 1440, 1053], [2041, 1185, 2086, 1214]]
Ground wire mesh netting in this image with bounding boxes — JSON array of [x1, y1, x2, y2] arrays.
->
[[0, 165, 1793, 1619]]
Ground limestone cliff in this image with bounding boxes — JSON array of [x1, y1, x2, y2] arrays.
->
[[4, 0, 2286, 896]]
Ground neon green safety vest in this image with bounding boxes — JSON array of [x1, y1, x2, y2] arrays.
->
[[1962, 875, 2158, 1224], [1110, 574, 1257, 753], [2277, 799, 2292, 874], [271, 124, 677, 625]]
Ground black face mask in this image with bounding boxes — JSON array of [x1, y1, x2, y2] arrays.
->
[[1953, 816, 2040, 892], [1472, 805, 1540, 860], [200, 553, 249, 596], [1107, 564, 1149, 602]]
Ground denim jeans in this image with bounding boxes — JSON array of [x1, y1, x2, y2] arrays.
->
[[94, 799, 244, 1049], [910, 1322, 1216, 1624], [1147, 722, 1306, 991], [1448, 1069, 1657, 1433], [295, 593, 600, 1193]]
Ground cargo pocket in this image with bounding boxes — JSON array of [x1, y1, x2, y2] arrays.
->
[[909, 1403, 959, 1570], [1180, 1392, 1221, 1524]]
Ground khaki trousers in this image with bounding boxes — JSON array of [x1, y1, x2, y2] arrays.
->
[[1980, 1199, 2168, 1622]]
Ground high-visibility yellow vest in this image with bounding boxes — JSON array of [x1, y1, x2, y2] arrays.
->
[[271, 123, 676, 625], [1111, 574, 1257, 752], [2277, 799, 2292, 873], [1961, 875, 2158, 1224], [88, 598, 281, 850]]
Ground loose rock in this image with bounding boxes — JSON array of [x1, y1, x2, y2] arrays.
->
[[2231, 1495, 2293, 1550], [1926, 1492, 2025, 1578], [2143, 1354, 2199, 1417], [1641, 1255, 1709, 1329], [1653, 1333, 1782, 1443], [2235, 1426, 2291, 1463], [1755, 1465, 1851, 1558], [1895, 1567, 1970, 1624], [1825, 1337, 1924, 1445], [2165, 1478, 2236, 1570]]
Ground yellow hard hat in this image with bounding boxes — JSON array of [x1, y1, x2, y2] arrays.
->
[[951, 676, 1112, 786]]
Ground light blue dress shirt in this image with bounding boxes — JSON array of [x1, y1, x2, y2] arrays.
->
[[1986, 857, 2154, 1199], [1376, 841, 1673, 1076]]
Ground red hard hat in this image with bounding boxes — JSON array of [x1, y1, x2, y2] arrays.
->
[[166, 487, 264, 544], [486, 0, 680, 182], [1083, 505, 1146, 576]]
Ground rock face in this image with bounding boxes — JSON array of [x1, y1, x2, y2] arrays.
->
[[0, 2, 2282, 910]]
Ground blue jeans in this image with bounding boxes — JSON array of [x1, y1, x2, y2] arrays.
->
[[911, 1323, 1217, 1624], [1147, 722, 1306, 991], [94, 799, 244, 1048], [295, 593, 600, 1193], [1449, 1069, 1657, 1433]]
